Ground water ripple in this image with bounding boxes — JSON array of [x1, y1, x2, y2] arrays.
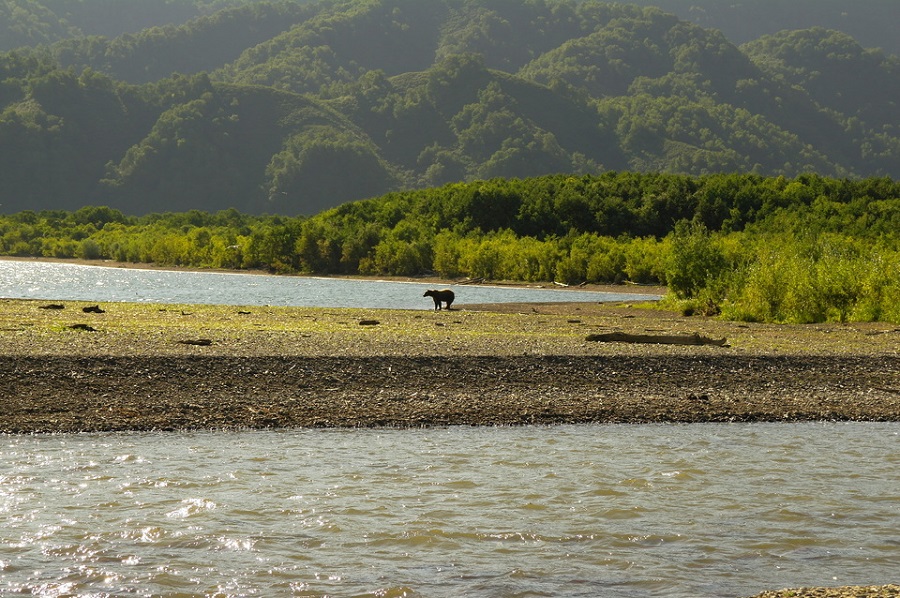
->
[[1, 424, 898, 596]]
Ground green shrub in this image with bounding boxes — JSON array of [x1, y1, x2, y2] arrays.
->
[[77, 238, 102, 260], [665, 221, 728, 299]]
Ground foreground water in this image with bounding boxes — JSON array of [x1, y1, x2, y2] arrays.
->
[[2, 423, 897, 597], [0, 260, 659, 308]]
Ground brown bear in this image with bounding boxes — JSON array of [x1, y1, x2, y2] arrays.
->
[[423, 289, 455, 311]]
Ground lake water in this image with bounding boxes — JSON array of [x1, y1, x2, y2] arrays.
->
[[1, 260, 897, 596], [0, 260, 659, 309], [1, 424, 898, 597]]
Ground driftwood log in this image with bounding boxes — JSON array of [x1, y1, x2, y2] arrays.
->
[[585, 331, 728, 347]]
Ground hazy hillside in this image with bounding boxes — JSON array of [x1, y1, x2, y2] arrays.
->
[[0, 0, 277, 51], [1, 0, 898, 215], [2, 0, 215, 50], [624, 0, 900, 57]]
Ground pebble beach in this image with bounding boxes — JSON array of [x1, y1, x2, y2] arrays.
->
[[2, 297, 898, 433]]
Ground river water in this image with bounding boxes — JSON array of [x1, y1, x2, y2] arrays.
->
[[1, 424, 898, 597], [0, 260, 659, 308], [1, 260, 898, 596]]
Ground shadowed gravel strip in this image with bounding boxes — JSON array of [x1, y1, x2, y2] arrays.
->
[[3, 354, 898, 433]]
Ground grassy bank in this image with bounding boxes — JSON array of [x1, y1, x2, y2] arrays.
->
[[2, 297, 898, 358]]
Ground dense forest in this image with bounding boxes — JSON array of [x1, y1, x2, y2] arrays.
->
[[2, 172, 898, 324], [1, 0, 898, 215], [5, 0, 897, 56], [625, 0, 900, 57], [0, 0, 262, 49]]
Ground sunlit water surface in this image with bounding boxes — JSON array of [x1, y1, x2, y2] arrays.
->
[[0, 260, 659, 308], [2, 423, 898, 597]]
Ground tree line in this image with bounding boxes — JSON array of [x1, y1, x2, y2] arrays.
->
[[1, 172, 897, 323]]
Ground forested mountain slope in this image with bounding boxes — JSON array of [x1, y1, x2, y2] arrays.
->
[[624, 0, 900, 57], [1, 0, 897, 215], [0, 0, 269, 51]]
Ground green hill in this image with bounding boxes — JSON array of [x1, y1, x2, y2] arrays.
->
[[1, 0, 898, 215], [623, 0, 900, 57]]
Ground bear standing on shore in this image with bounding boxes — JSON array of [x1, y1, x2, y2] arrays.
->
[[424, 289, 455, 311]]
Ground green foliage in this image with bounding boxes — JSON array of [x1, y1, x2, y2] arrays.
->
[[1, 6, 899, 331], [3, 0, 900, 217], [665, 221, 727, 300], [719, 235, 900, 324], [2, 171, 896, 323], [623, 0, 900, 57], [264, 125, 399, 215], [50, 2, 319, 84], [0, 0, 272, 52]]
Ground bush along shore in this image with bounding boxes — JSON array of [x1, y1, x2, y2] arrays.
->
[[1, 297, 898, 434]]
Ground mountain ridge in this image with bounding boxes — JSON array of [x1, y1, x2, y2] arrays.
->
[[1, 0, 897, 215]]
